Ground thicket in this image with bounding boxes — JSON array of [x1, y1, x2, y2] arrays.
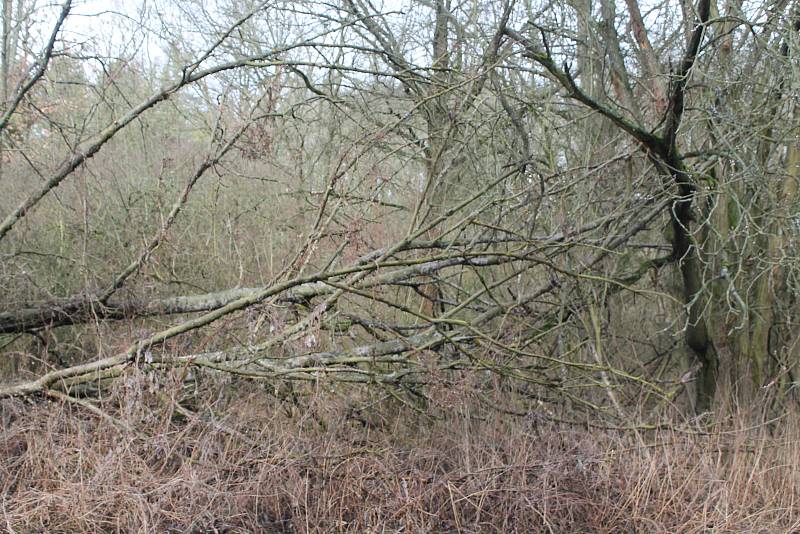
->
[[1, 0, 800, 530]]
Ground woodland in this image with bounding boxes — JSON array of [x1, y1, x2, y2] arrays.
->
[[1, 0, 800, 531]]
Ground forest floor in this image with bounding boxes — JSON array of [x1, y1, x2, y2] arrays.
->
[[1, 374, 798, 533]]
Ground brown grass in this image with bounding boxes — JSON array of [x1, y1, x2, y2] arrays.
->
[[1, 375, 799, 533]]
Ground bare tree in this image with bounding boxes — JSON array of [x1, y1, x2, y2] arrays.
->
[[2, 0, 799, 426]]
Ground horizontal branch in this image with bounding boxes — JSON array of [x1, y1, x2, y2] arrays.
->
[[1, 211, 623, 334], [0, 197, 665, 399], [0, 329, 461, 397]]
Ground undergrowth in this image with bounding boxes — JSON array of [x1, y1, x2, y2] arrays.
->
[[1, 374, 798, 533]]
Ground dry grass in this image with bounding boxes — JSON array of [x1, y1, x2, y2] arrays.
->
[[1, 375, 798, 533]]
